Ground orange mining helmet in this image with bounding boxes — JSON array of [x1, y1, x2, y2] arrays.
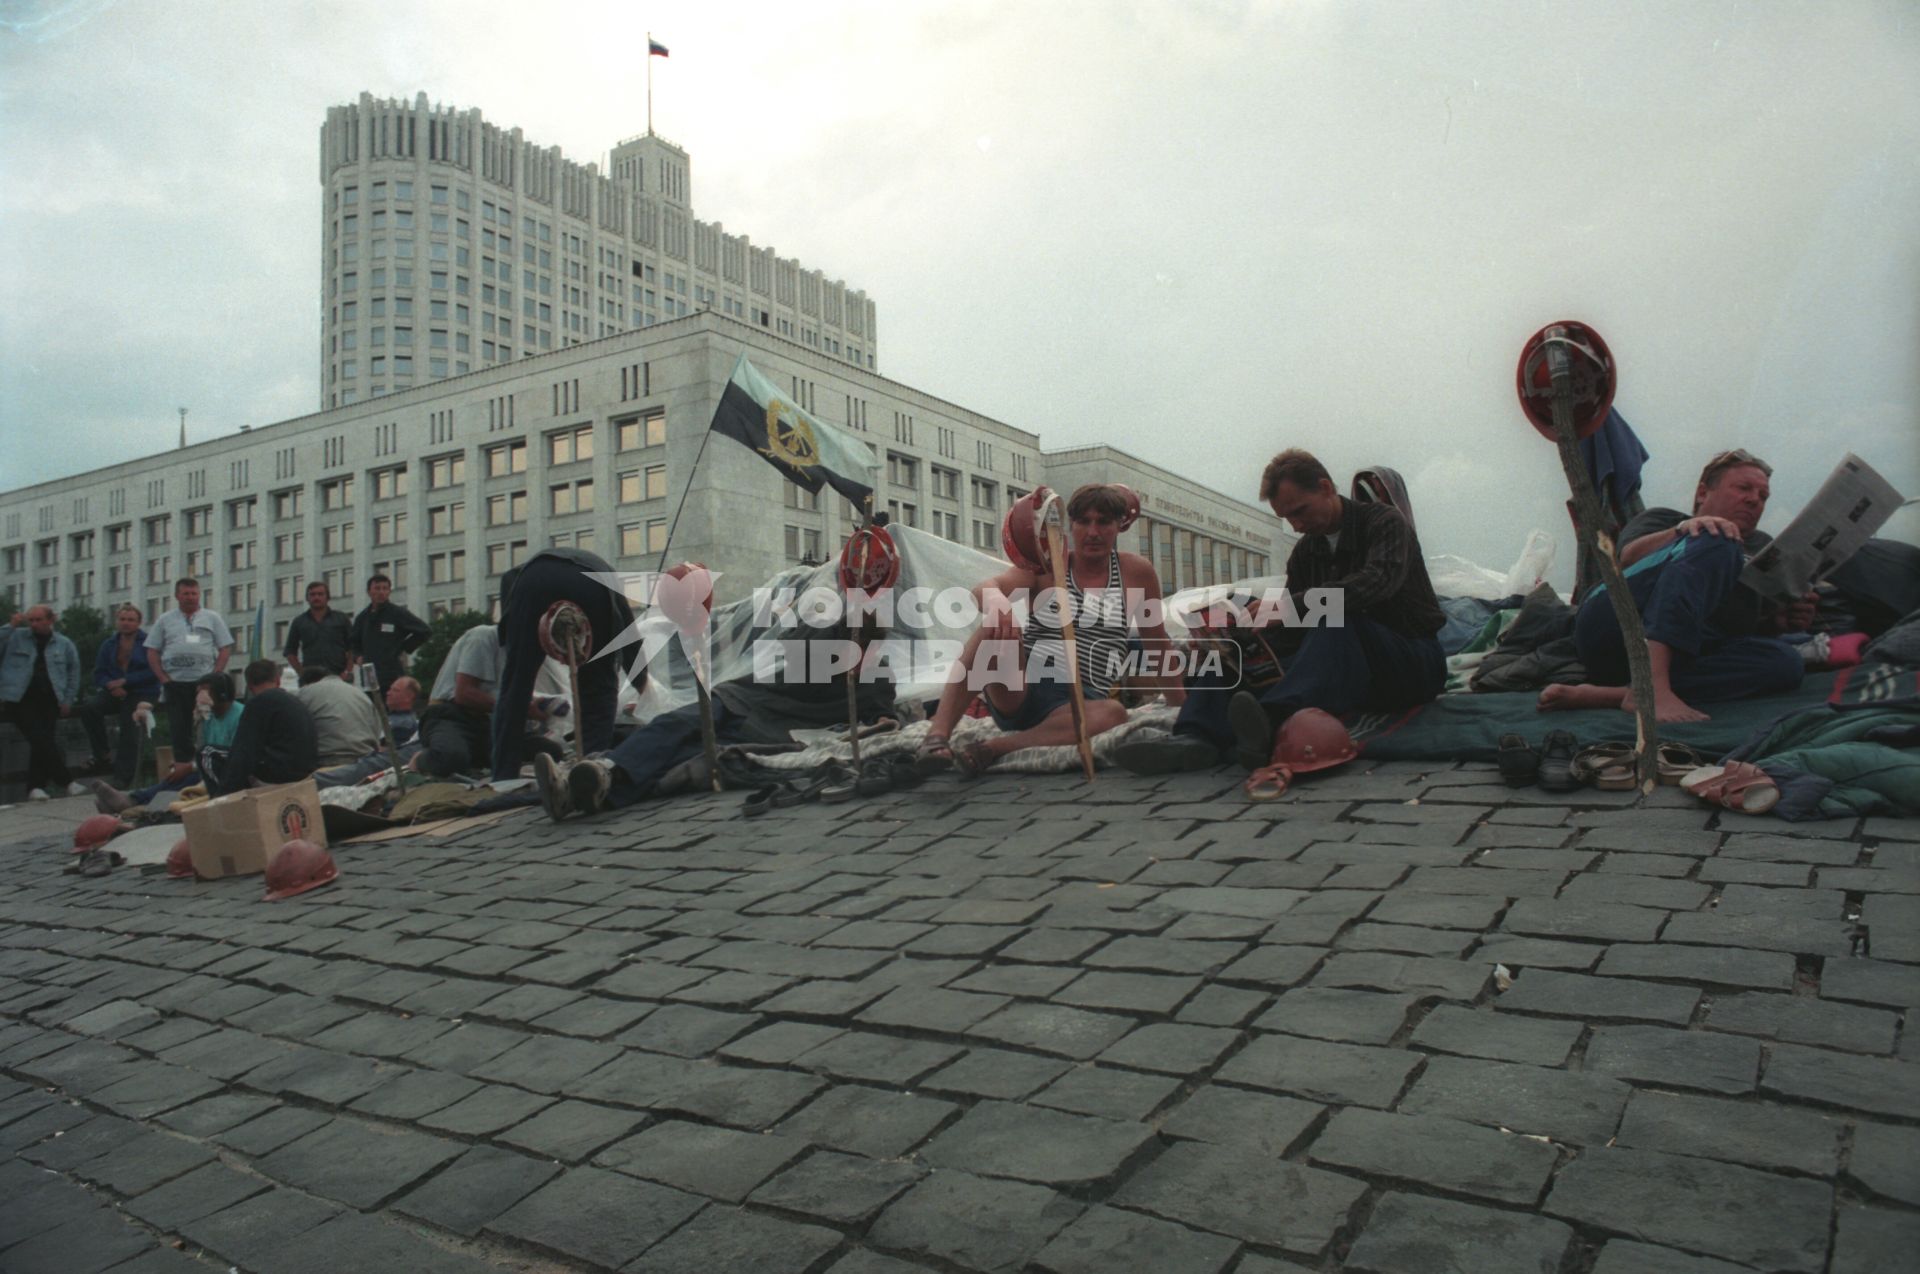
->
[[537, 600, 594, 663], [1270, 708, 1359, 774], [838, 525, 902, 593], [1516, 320, 1616, 442], [262, 839, 338, 902], [1001, 486, 1054, 572], [72, 814, 127, 854], [166, 838, 196, 880]]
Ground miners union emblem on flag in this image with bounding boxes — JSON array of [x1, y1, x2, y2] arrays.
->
[[707, 354, 878, 507], [763, 399, 821, 468]]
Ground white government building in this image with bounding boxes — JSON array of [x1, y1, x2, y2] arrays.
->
[[1, 98, 1277, 652]]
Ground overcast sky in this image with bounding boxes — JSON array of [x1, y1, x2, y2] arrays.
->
[[2, 0, 1914, 582]]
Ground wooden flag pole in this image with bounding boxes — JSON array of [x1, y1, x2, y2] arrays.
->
[[1038, 495, 1097, 782]]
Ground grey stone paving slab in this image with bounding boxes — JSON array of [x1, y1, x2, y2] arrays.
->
[[1345, 1191, 1575, 1274], [1707, 990, 1898, 1053], [1661, 911, 1855, 956], [625, 1204, 844, 1274], [1367, 892, 1506, 929], [1409, 1004, 1581, 1066], [122, 1160, 273, 1230], [1820, 956, 1920, 1007], [1545, 1144, 1832, 1272], [249, 1211, 504, 1274], [1159, 1084, 1323, 1156], [749, 1149, 926, 1224], [1336, 921, 1474, 957], [1762, 1042, 1920, 1119], [256, 1116, 464, 1209], [868, 1169, 1080, 1274], [1500, 897, 1670, 943], [1615, 1088, 1843, 1176], [154, 1092, 276, 1138], [1310, 951, 1487, 1000], [796, 1030, 964, 1084], [921, 1100, 1154, 1187], [0, 1210, 155, 1273], [858, 984, 1010, 1033], [1584, 1023, 1761, 1094], [1588, 1240, 1752, 1274], [1095, 1022, 1238, 1074], [1847, 1121, 1920, 1205], [392, 1144, 561, 1236], [1112, 1140, 1365, 1257], [617, 1002, 758, 1057], [496, 1098, 647, 1163], [597, 1118, 807, 1202], [177, 1188, 343, 1271], [1399, 1055, 1629, 1145], [71, 1130, 215, 1195], [1593, 941, 1795, 990], [349, 1068, 484, 1121], [1832, 1204, 1920, 1274], [1031, 1203, 1240, 1274], [777, 1084, 958, 1159], [417, 1083, 555, 1135], [1052, 969, 1201, 1015], [1253, 988, 1416, 1044], [212, 1105, 333, 1157], [1217, 1034, 1422, 1108], [1498, 968, 1699, 1025], [1216, 943, 1325, 986], [1309, 1107, 1558, 1205], [966, 1002, 1137, 1059], [1030, 1064, 1181, 1121], [485, 1166, 705, 1269], [919, 1047, 1073, 1101]]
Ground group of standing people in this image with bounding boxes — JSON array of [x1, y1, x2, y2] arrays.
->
[[3, 572, 430, 802]]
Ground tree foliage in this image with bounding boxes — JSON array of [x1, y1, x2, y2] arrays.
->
[[408, 610, 492, 699], [58, 603, 110, 666]]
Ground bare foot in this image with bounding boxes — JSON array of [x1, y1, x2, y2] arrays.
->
[[1648, 692, 1710, 724], [1537, 683, 1630, 712]]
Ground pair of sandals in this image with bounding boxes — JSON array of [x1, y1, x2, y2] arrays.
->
[[1679, 760, 1781, 815], [1499, 734, 1711, 793], [914, 736, 996, 779]]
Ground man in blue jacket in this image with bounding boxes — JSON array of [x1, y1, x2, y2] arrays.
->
[[1, 605, 85, 800], [78, 603, 161, 786]]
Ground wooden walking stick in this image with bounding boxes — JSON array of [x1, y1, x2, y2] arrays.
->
[[837, 520, 903, 770], [1518, 322, 1660, 793], [1036, 491, 1098, 782], [355, 663, 409, 793], [538, 601, 593, 764]]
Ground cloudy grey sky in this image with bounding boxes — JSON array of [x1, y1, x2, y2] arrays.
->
[[2, 0, 1915, 581]]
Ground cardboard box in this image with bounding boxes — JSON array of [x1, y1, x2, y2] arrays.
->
[[181, 778, 327, 880]]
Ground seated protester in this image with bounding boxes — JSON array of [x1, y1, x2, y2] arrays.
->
[[534, 612, 899, 821], [91, 672, 248, 813], [297, 666, 383, 766], [1539, 448, 1807, 723], [916, 483, 1183, 776], [79, 603, 162, 787], [311, 676, 428, 789], [414, 624, 561, 777], [1117, 448, 1446, 779], [203, 660, 318, 796]]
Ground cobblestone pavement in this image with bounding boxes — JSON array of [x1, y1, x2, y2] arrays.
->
[[2, 761, 1917, 1274]]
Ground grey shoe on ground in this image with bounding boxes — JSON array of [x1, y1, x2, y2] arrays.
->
[[534, 752, 572, 822], [566, 758, 612, 816], [1228, 691, 1275, 770], [1113, 729, 1220, 775], [87, 779, 134, 816]]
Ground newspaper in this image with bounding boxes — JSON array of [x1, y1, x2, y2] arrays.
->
[[1740, 453, 1906, 603]]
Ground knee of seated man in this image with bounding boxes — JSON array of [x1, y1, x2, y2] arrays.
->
[[1680, 532, 1746, 572], [1755, 639, 1806, 693]]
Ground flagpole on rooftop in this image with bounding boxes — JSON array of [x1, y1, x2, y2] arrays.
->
[[647, 31, 655, 134]]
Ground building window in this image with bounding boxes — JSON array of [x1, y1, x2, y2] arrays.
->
[[183, 509, 211, 538], [68, 530, 95, 560], [486, 440, 527, 476], [322, 523, 355, 554], [427, 453, 466, 488], [373, 512, 408, 546], [144, 515, 171, 546], [547, 424, 593, 465], [486, 490, 527, 526], [886, 500, 920, 528], [228, 582, 256, 611], [106, 524, 132, 553], [371, 466, 408, 500], [428, 502, 465, 536], [619, 519, 668, 557], [549, 479, 593, 516], [319, 477, 354, 511], [486, 540, 527, 575], [782, 484, 820, 512], [145, 557, 171, 585], [783, 526, 823, 562], [970, 478, 998, 510], [931, 466, 960, 500], [428, 550, 466, 583], [887, 453, 919, 489], [972, 519, 997, 550], [932, 510, 960, 542], [227, 540, 256, 570], [274, 532, 304, 562], [272, 489, 303, 520], [616, 411, 666, 450]]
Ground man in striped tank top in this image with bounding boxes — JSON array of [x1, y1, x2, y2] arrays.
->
[[917, 484, 1185, 776]]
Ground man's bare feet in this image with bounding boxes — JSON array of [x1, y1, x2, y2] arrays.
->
[[1537, 683, 1629, 712], [1650, 692, 1710, 724]]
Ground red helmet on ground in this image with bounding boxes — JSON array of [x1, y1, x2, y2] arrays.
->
[[1270, 708, 1358, 773], [1517, 321, 1616, 441], [838, 525, 902, 593], [1001, 486, 1054, 571], [537, 600, 594, 663], [655, 562, 714, 636], [166, 838, 196, 880], [262, 839, 338, 902], [72, 814, 126, 854]]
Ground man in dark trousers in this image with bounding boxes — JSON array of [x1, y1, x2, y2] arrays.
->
[[79, 603, 161, 786], [1118, 448, 1447, 773], [206, 660, 319, 795], [285, 581, 354, 677], [490, 549, 638, 783], [349, 573, 431, 692]]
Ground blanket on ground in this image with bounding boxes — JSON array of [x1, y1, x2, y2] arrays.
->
[[1725, 698, 1920, 821]]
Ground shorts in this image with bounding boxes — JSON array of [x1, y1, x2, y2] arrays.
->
[[987, 676, 1108, 733]]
